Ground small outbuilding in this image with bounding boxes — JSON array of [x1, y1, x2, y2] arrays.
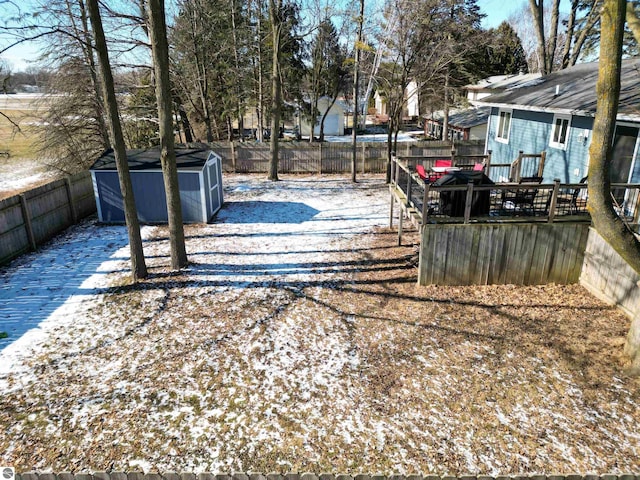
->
[[90, 146, 223, 224], [301, 97, 346, 137]]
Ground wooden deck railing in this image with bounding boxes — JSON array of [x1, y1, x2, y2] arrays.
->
[[389, 155, 640, 227]]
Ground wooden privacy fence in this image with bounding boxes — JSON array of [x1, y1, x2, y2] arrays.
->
[[0, 172, 96, 265], [208, 140, 485, 174], [581, 227, 640, 317], [418, 223, 591, 286]]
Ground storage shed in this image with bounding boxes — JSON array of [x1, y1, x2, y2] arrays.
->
[[90, 146, 223, 224]]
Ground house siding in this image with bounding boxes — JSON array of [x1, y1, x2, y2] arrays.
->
[[94, 170, 205, 223], [487, 109, 593, 183]]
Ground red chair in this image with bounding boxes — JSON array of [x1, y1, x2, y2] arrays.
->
[[416, 164, 428, 180], [435, 159, 452, 168], [473, 162, 485, 171]]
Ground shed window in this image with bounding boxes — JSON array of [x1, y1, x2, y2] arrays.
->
[[550, 115, 570, 149], [496, 110, 511, 143]]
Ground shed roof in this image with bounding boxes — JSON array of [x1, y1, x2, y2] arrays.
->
[[91, 146, 212, 172], [476, 58, 640, 121]]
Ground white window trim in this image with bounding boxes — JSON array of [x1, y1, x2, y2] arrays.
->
[[549, 114, 571, 150], [495, 109, 512, 144]]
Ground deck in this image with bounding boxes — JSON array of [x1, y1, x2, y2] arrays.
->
[[389, 155, 640, 241]]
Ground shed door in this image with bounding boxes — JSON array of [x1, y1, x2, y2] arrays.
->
[[207, 155, 222, 217]]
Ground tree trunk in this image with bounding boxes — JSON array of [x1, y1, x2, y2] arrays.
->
[[72, 0, 110, 150], [147, 0, 188, 269], [176, 99, 194, 143], [561, 0, 578, 69], [256, 0, 265, 143], [529, 0, 548, 74], [310, 93, 319, 142], [230, 0, 245, 141], [588, 0, 640, 373], [569, 2, 601, 67], [268, 0, 281, 181], [546, 0, 560, 73], [351, 0, 364, 183], [627, 2, 640, 41], [86, 0, 147, 281], [442, 72, 449, 141], [319, 95, 338, 143]]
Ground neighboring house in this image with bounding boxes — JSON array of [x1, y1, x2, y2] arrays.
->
[[418, 74, 539, 142], [424, 106, 490, 141], [301, 97, 345, 137], [374, 90, 388, 118], [405, 80, 420, 118], [477, 58, 640, 183], [373, 80, 420, 121], [465, 72, 542, 102]]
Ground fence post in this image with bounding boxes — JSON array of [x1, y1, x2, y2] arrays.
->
[[451, 146, 456, 164], [394, 155, 400, 186], [230, 141, 237, 172], [511, 151, 524, 182], [633, 186, 640, 226], [389, 191, 395, 228], [485, 150, 492, 178], [406, 161, 412, 207], [65, 177, 78, 224], [19, 194, 37, 252], [422, 182, 431, 226], [548, 179, 560, 223], [319, 142, 323, 174], [464, 181, 474, 224], [361, 143, 366, 174], [538, 151, 547, 177]]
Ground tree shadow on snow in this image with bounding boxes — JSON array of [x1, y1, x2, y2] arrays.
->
[[214, 201, 320, 224]]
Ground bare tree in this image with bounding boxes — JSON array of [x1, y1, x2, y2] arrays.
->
[[587, 0, 640, 373], [268, 0, 282, 181], [86, 0, 148, 281], [350, 0, 364, 183], [147, 0, 189, 269]]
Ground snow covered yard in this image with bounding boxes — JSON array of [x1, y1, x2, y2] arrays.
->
[[0, 174, 638, 474]]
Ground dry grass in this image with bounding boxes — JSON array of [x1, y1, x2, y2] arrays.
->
[[0, 175, 638, 474], [0, 107, 41, 158]]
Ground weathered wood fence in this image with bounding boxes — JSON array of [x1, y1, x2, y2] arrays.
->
[[581, 227, 640, 317], [418, 223, 590, 286], [0, 172, 96, 265], [209, 140, 485, 174]]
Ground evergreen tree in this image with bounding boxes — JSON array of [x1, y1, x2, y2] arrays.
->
[[486, 21, 529, 75]]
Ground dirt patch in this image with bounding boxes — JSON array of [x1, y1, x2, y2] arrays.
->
[[0, 175, 638, 474]]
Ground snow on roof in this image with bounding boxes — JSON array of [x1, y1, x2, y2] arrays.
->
[[425, 106, 491, 128], [465, 73, 542, 91]]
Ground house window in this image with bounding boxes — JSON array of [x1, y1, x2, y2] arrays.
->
[[496, 110, 512, 143], [550, 115, 571, 149]]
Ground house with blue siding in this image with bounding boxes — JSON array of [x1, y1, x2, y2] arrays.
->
[[476, 58, 640, 184]]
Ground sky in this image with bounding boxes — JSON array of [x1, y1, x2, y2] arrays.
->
[[480, 0, 569, 29], [0, 0, 569, 72]]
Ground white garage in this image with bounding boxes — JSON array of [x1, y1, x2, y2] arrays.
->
[[301, 97, 345, 138]]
